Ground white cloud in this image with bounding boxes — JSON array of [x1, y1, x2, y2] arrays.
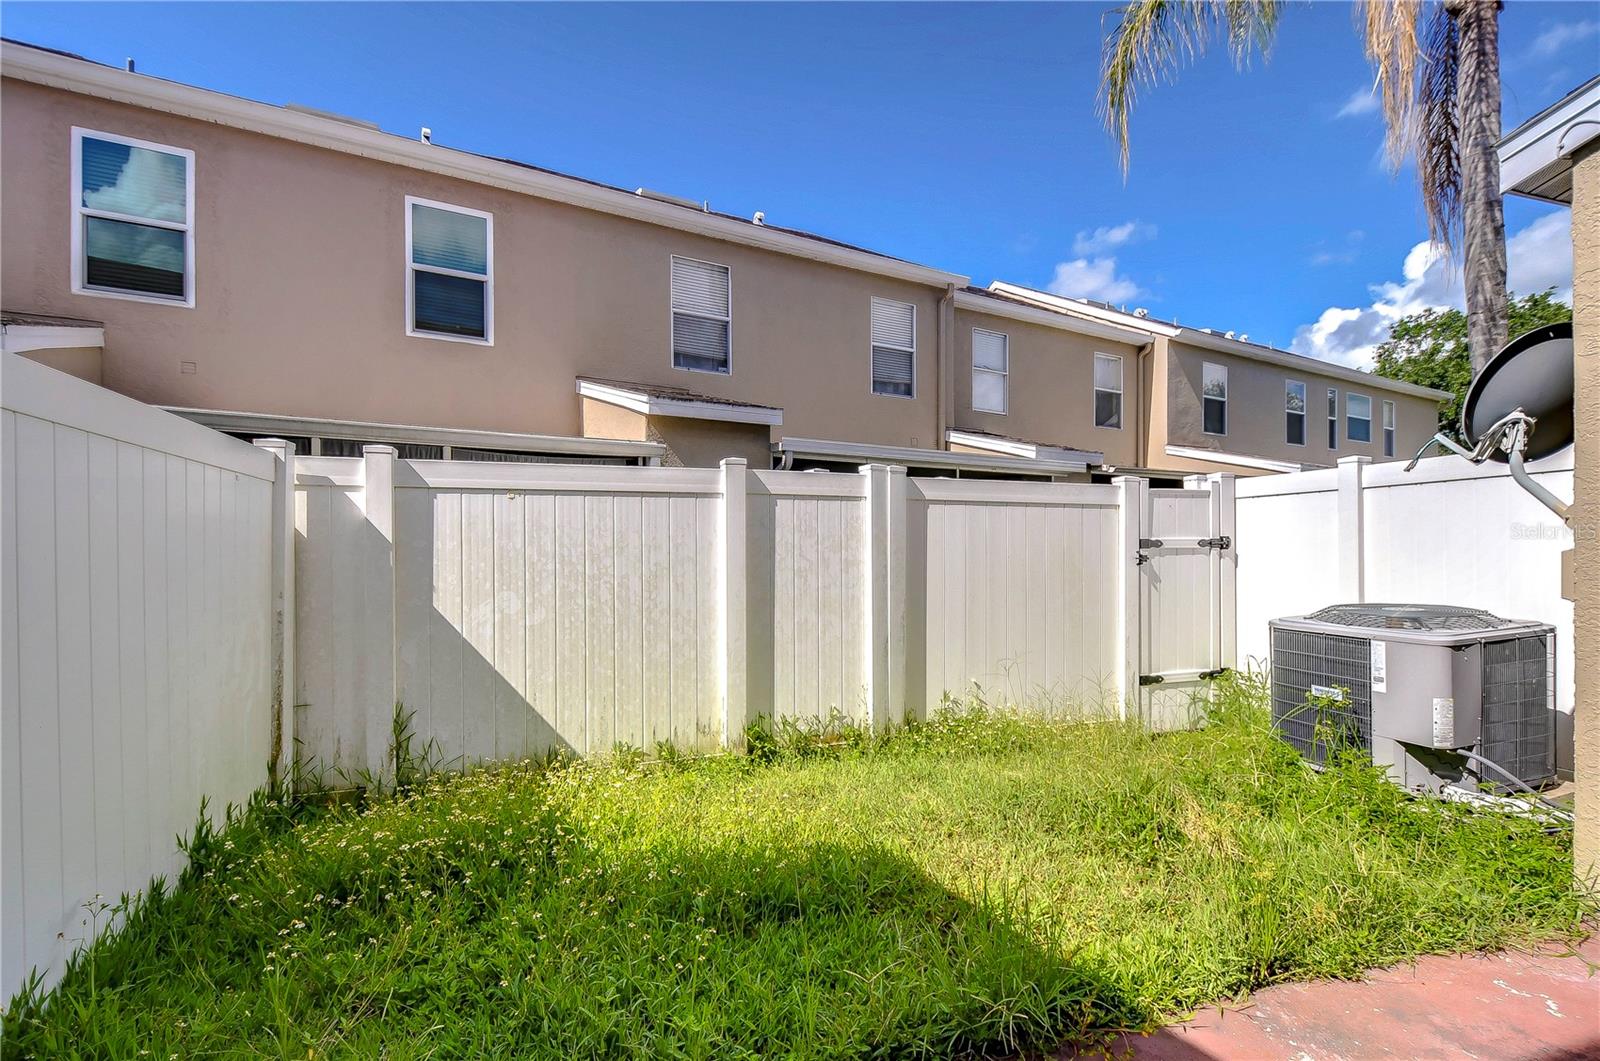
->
[[1335, 85, 1379, 119], [1046, 257, 1145, 304], [1290, 213, 1572, 369], [1072, 220, 1155, 257], [1506, 211, 1574, 301], [1528, 19, 1598, 58]]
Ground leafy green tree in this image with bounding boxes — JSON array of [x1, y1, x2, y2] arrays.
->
[[1373, 289, 1571, 440]]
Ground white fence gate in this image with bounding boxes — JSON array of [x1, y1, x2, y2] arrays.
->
[[1127, 474, 1238, 729]]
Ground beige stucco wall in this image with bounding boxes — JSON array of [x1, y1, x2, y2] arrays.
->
[[950, 308, 1142, 465], [1, 79, 941, 451], [1163, 340, 1439, 468], [1570, 141, 1598, 888], [647, 416, 772, 469], [17, 345, 102, 385], [580, 396, 649, 442], [577, 397, 770, 468]]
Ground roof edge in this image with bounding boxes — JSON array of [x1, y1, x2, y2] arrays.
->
[[1, 40, 967, 290], [1171, 329, 1453, 400], [953, 289, 1153, 345]]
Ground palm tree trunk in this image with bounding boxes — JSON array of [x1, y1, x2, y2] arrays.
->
[[1450, 0, 1509, 375]]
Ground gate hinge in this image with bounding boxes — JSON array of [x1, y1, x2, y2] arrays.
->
[[1197, 535, 1232, 550], [1198, 667, 1231, 681], [1138, 674, 1165, 686], [1138, 537, 1164, 550]]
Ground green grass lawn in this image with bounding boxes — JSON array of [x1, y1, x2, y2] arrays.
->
[[6, 677, 1591, 1059]]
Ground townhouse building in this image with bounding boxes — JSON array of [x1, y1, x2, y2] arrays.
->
[[0, 39, 1448, 479]]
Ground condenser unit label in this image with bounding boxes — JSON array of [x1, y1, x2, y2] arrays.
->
[[1432, 697, 1455, 747], [1369, 640, 1387, 692], [1310, 684, 1346, 702]]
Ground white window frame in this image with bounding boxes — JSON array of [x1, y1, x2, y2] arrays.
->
[[71, 126, 196, 308], [1093, 352, 1124, 430], [1347, 392, 1373, 443], [869, 296, 916, 399], [1201, 361, 1228, 437], [1327, 387, 1339, 450], [1382, 399, 1397, 457], [669, 254, 733, 375], [404, 194, 494, 346], [971, 327, 1008, 413], [1285, 379, 1306, 447]]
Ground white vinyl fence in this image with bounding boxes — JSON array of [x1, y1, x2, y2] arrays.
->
[[289, 454, 1236, 781], [3, 358, 1236, 999], [1, 353, 284, 1000], [1236, 454, 1576, 774]]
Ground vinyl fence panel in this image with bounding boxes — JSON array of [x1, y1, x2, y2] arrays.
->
[[913, 479, 1122, 712], [1, 353, 276, 1000], [751, 471, 870, 726]]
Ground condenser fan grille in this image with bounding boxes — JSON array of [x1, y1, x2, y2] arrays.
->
[[1304, 603, 1515, 633]]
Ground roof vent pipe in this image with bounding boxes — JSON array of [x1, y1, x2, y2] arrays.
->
[[125, 58, 135, 72], [420, 127, 432, 144], [752, 211, 765, 226]]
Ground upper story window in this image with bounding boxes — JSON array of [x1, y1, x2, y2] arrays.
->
[[971, 328, 1007, 413], [1347, 393, 1372, 443], [1327, 388, 1338, 449], [1382, 400, 1397, 457], [72, 128, 194, 306], [1202, 361, 1227, 435], [1094, 353, 1123, 429], [870, 297, 915, 398], [406, 196, 492, 343], [671, 255, 731, 373], [1285, 380, 1306, 446]]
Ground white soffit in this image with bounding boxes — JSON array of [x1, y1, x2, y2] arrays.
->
[[0, 323, 106, 353]]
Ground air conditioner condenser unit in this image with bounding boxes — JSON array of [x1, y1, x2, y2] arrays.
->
[[1269, 604, 1556, 794]]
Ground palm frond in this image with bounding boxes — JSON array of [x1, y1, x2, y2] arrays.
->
[[1099, 1, 1282, 174], [1359, 1, 1462, 250], [1416, 4, 1461, 248]]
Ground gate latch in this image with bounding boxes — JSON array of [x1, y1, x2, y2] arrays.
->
[[1138, 674, 1165, 687], [1197, 535, 1232, 550]]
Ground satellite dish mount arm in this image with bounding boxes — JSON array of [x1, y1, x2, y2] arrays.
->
[[1405, 409, 1569, 522]]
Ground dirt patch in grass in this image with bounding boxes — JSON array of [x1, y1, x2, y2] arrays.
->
[[6, 677, 1591, 1058]]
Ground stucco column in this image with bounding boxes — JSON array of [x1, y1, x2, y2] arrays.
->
[[1572, 141, 1599, 888]]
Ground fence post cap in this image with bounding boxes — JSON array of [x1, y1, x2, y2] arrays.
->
[[1337, 455, 1372, 467], [252, 437, 296, 455], [362, 444, 399, 457]]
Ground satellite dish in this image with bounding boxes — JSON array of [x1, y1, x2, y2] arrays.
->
[[1405, 320, 1573, 521], [1461, 321, 1574, 463]]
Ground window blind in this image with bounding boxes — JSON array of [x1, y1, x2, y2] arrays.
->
[[671, 257, 731, 372], [871, 298, 915, 396]]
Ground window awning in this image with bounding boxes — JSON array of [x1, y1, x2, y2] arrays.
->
[[576, 377, 783, 426]]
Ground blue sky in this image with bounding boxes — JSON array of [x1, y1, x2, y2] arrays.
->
[[4, 1, 1594, 365]]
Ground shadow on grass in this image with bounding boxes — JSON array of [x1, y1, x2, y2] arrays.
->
[[3, 794, 1148, 1059]]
